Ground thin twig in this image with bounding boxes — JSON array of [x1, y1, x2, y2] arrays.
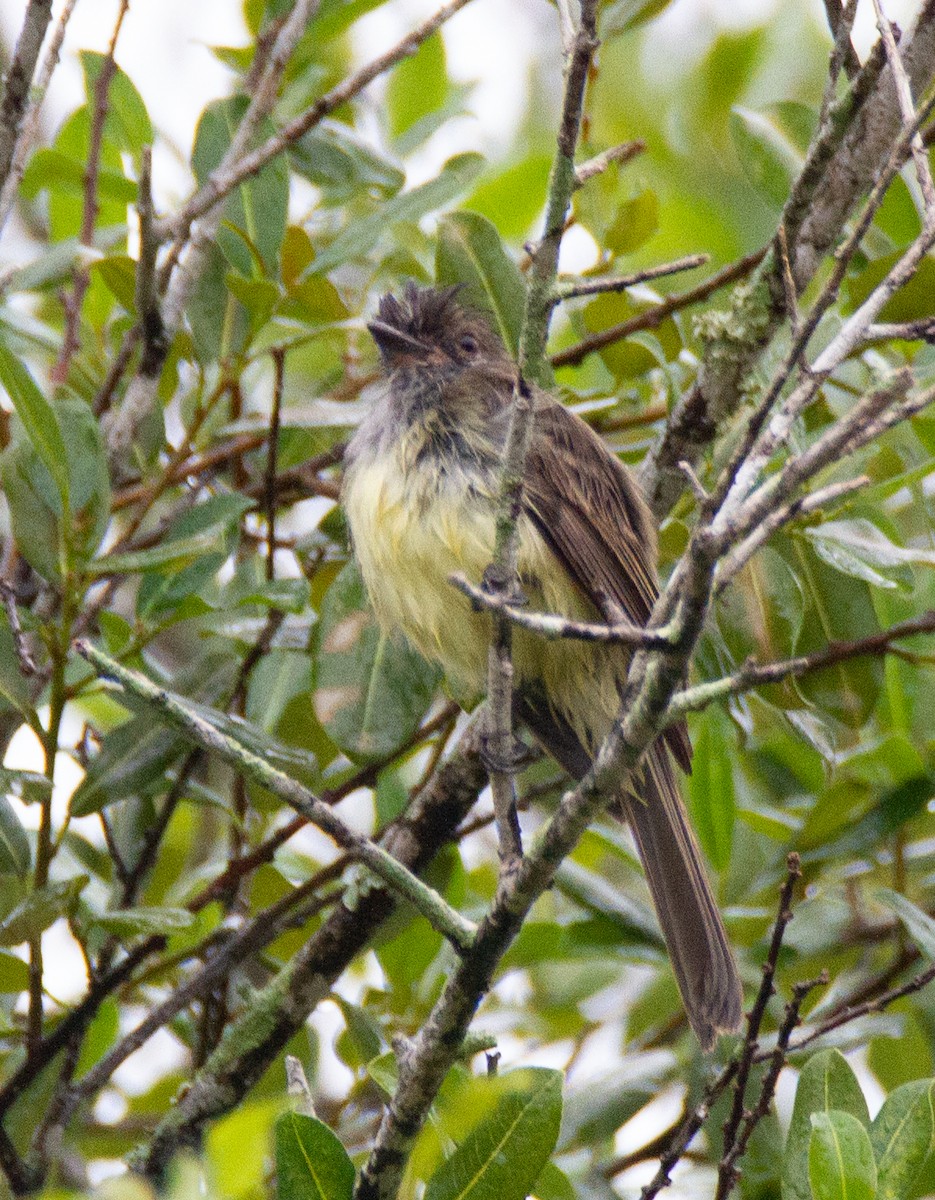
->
[[0, 581, 38, 675], [265, 350, 285, 583], [0, 0, 76, 241], [0, 0, 54, 200], [717, 971, 828, 1197], [873, 0, 935, 214], [574, 139, 645, 186], [50, 0, 129, 387], [715, 855, 801, 1200], [552, 248, 766, 368], [668, 611, 935, 721], [555, 253, 709, 299], [450, 572, 676, 646]]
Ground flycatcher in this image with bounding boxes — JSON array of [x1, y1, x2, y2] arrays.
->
[[342, 283, 742, 1050]]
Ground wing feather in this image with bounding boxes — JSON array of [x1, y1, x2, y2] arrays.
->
[[522, 395, 692, 773]]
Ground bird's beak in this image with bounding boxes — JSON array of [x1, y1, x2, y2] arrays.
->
[[367, 319, 430, 362]]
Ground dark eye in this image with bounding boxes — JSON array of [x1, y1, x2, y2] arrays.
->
[[459, 334, 479, 356]]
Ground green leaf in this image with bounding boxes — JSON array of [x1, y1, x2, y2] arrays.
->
[[782, 1050, 870, 1200], [791, 544, 882, 727], [90, 907, 195, 938], [312, 152, 484, 274], [730, 102, 814, 208], [192, 97, 289, 277], [0, 795, 30, 877], [312, 561, 440, 762], [808, 1111, 877, 1200], [436, 211, 526, 358], [717, 546, 805, 706], [877, 889, 935, 959], [207, 1098, 281, 1200], [0, 876, 88, 946], [387, 32, 447, 142], [424, 1068, 563, 1200], [333, 995, 383, 1068], [804, 518, 932, 590], [0, 950, 29, 992], [0, 397, 110, 580], [846, 252, 935, 324], [366, 1051, 398, 1097], [464, 154, 551, 240], [600, 0, 675, 35], [0, 340, 69, 509], [290, 120, 404, 204], [0, 626, 35, 718], [871, 1079, 935, 1200], [88, 530, 237, 577], [81, 52, 153, 154], [605, 188, 659, 255], [275, 1111, 355, 1200], [76, 998, 119, 1078], [686, 706, 735, 871]]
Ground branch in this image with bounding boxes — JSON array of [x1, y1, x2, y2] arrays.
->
[[449, 572, 676, 646], [50, 0, 129, 388], [555, 252, 709, 299], [642, 0, 935, 516], [552, 247, 765, 369], [574, 138, 645, 186], [715, 854, 801, 1200], [137, 723, 488, 1180], [482, 0, 599, 867], [667, 611, 935, 721], [156, 0, 477, 246], [74, 642, 477, 952], [0, 0, 53, 199]]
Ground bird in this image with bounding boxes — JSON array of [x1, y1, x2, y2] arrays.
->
[[341, 282, 743, 1050]]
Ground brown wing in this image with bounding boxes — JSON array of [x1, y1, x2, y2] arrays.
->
[[522, 393, 692, 774]]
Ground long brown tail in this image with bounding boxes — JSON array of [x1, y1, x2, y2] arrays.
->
[[621, 746, 743, 1051], [517, 692, 743, 1051]]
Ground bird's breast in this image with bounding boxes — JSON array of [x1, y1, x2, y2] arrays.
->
[[342, 439, 627, 746], [342, 446, 498, 691]]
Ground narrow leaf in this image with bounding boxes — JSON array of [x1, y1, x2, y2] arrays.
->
[[0, 795, 30, 876], [0, 340, 69, 508], [877, 889, 935, 959]]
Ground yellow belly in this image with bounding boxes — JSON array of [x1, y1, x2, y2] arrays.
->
[[342, 450, 626, 750]]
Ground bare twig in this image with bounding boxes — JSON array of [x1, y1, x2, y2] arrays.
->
[[552, 247, 766, 368], [574, 139, 645, 186], [157, 0, 477, 248], [0, 581, 38, 675], [715, 855, 801, 1200], [668, 612, 935, 721], [265, 349, 285, 582], [75, 641, 477, 953], [0, 0, 54, 199], [718, 971, 828, 1197], [0, 0, 76, 240], [50, 0, 129, 387], [556, 253, 709, 299], [450, 573, 675, 646], [134, 146, 166, 378], [714, 475, 870, 592], [873, 0, 935, 214]]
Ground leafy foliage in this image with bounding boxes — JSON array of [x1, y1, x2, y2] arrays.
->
[[0, 0, 933, 1197]]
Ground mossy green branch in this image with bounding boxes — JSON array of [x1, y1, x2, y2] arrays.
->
[[74, 640, 477, 953]]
